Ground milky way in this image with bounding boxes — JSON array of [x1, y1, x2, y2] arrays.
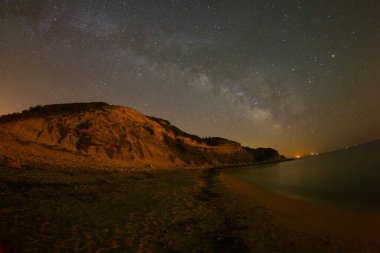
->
[[1, 0, 380, 156]]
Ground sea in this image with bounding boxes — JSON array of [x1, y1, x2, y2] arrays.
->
[[225, 140, 380, 209]]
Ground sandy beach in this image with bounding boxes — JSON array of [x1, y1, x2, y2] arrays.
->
[[0, 166, 379, 252], [219, 170, 380, 253]]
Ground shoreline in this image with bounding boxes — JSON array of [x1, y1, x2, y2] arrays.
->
[[219, 171, 380, 252]]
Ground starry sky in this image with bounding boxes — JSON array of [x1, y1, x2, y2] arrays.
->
[[1, 0, 380, 156]]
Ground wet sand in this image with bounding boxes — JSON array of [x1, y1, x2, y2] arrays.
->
[[219, 170, 380, 253], [0, 166, 379, 252]]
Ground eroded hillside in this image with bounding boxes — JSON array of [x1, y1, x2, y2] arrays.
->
[[0, 103, 284, 169]]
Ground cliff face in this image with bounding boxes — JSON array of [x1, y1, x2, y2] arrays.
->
[[0, 102, 284, 169]]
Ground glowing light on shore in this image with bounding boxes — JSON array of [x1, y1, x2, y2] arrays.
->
[[295, 155, 302, 159]]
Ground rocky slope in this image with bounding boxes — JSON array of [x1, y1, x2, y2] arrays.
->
[[0, 102, 284, 169]]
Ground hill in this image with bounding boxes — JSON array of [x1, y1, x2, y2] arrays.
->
[[0, 102, 284, 170]]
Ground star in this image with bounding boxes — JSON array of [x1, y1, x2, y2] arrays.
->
[[0, 0, 379, 156]]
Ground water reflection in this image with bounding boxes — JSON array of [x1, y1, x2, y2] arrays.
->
[[226, 141, 380, 208]]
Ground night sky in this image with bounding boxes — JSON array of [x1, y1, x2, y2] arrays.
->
[[1, 1, 380, 156]]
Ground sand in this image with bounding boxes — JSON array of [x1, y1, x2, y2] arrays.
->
[[0, 166, 379, 252], [219, 170, 380, 253]]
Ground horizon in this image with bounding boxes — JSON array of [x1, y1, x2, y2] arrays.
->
[[1, 1, 379, 157], [1, 101, 378, 158]]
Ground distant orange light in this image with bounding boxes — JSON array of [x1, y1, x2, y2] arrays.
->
[[295, 155, 301, 159]]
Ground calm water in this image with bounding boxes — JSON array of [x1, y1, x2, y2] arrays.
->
[[225, 140, 380, 209]]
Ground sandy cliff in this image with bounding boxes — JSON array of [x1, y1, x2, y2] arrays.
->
[[0, 102, 284, 169]]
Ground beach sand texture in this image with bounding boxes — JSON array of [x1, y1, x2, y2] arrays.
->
[[0, 166, 379, 252]]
